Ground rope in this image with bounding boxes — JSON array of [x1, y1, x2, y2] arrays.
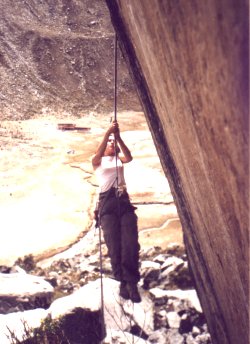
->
[[97, 32, 119, 341], [113, 33, 120, 191], [114, 33, 118, 123], [113, 34, 121, 265], [98, 218, 106, 340]]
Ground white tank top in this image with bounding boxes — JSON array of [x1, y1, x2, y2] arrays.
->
[[95, 156, 126, 193]]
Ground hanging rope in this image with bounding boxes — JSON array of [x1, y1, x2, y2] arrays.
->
[[113, 33, 120, 191], [114, 33, 118, 122], [98, 32, 119, 341], [98, 215, 106, 340]]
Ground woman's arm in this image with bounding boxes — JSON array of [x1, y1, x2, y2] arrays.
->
[[91, 121, 117, 169], [115, 125, 133, 163]]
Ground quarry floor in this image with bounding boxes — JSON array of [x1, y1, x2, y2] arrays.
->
[[0, 111, 183, 265]]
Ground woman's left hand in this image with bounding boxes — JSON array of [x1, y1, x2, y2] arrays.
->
[[114, 121, 121, 139]]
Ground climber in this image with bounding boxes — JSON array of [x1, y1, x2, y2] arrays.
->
[[92, 120, 141, 303]]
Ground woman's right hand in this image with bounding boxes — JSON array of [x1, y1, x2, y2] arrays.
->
[[107, 121, 119, 135]]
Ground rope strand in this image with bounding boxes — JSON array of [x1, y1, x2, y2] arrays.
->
[[98, 32, 119, 341], [113, 33, 119, 190], [98, 223, 106, 339], [114, 33, 118, 122]]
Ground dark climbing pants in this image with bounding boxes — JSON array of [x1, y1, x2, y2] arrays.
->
[[99, 188, 140, 283]]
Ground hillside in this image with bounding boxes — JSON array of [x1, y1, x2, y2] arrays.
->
[[0, 0, 140, 120]]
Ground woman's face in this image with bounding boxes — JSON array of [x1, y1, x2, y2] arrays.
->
[[104, 135, 115, 156]]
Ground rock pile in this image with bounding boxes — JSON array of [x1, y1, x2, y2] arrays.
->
[[0, 232, 211, 344]]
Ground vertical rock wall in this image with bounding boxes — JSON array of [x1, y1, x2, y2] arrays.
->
[[105, 1, 249, 343]]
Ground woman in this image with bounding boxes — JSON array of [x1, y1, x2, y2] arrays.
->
[[92, 121, 141, 303]]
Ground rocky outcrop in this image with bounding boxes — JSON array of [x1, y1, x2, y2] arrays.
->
[[0, 246, 211, 344], [105, 1, 249, 344]]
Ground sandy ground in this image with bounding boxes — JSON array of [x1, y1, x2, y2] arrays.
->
[[0, 111, 183, 266]]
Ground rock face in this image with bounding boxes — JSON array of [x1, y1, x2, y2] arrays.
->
[[105, 1, 249, 344]]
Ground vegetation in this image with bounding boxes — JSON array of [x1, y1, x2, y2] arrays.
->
[[15, 255, 36, 272], [7, 317, 69, 344]]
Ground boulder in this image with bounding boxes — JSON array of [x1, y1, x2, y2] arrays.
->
[[141, 260, 161, 289], [149, 288, 202, 314], [160, 260, 194, 289], [153, 253, 170, 265], [161, 256, 184, 271], [179, 309, 206, 335], [104, 329, 151, 344], [0, 308, 47, 344], [0, 273, 54, 314], [54, 307, 105, 344], [186, 332, 212, 344], [149, 288, 169, 307], [148, 329, 168, 344], [97, 278, 153, 335], [164, 290, 202, 314], [166, 328, 185, 344], [49, 278, 154, 340], [154, 309, 168, 330], [166, 311, 181, 329]]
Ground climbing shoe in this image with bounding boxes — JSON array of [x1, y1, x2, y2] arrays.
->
[[119, 281, 130, 300], [127, 283, 141, 303]]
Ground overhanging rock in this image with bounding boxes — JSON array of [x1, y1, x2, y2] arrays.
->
[[105, 1, 249, 344]]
